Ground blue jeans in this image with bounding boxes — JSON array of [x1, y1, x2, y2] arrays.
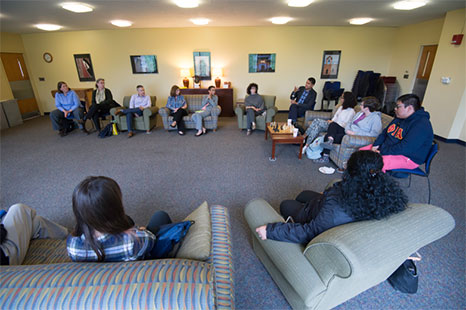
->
[[120, 108, 143, 132], [288, 103, 313, 122], [50, 108, 84, 131]]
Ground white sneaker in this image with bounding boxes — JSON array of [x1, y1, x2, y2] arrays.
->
[[252, 122, 256, 130], [302, 144, 308, 154], [319, 166, 335, 174]]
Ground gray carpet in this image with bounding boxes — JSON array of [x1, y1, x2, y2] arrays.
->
[[1, 114, 464, 310]]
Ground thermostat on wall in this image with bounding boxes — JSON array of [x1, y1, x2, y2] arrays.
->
[[441, 77, 451, 84]]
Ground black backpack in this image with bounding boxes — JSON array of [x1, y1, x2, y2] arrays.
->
[[98, 123, 113, 138]]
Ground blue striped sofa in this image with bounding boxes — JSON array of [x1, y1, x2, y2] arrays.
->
[[0, 206, 234, 310], [159, 95, 222, 131]]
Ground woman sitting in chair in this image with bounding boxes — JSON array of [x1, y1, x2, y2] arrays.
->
[[256, 150, 407, 244], [192, 86, 218, 137], [244, 83, 265, 136], [302, 91, 356, 152], [314, 96, 382, 163], [166, 85, 188, 136], [81, 78, 120, 133]]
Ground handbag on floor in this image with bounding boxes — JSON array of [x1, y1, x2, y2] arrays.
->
[[387, 252, 421, 294], [306, 135, 325, 160], [98, 123, 113, 138]]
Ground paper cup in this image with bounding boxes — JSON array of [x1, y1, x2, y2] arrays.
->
[[287, 119, 292, 126], [293, 128, 299, 137]]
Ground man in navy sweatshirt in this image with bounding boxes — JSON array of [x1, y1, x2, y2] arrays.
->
[[361, 94, 433, 172]]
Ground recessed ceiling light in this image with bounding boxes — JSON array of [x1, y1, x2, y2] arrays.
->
[[349, 18, 373, 25], [35, 24, 62, 31], [175, 0, 199, 8], [190, 18, 209, 25], [287, 0, 314, 7], [61, 2, 93, 13], [110, 20, 133, 27], [394, 1, 427, 10], [270, 17, 293, 25]]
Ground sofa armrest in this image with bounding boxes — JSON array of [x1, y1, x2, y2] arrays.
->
[[265, 106, 278, 123], [340, 134, 375, 149], [244, 199, 326, 307], [143, 106, 159, 117], [234, 104, 245, 116]]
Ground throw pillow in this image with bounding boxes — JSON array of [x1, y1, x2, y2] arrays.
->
[[175, 201, 212, 261]]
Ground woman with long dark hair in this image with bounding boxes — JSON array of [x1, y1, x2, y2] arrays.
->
[[67, 176, 176, 262], [256, 150, 407, 244]]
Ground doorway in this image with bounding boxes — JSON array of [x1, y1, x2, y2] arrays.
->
[[412, 45, 437, 103], [1, 53, 40, 119]]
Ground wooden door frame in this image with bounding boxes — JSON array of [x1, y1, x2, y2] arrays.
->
[[410, 44, 438, 92]]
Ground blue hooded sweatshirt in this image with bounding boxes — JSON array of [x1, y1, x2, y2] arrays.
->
[[373, 107, 433, 165]]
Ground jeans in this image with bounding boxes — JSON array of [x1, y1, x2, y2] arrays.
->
[[191, 110, 211, 131], [50, 108, 85, 131], [279, 191, 324, 224], [120, 108, 143, 132]]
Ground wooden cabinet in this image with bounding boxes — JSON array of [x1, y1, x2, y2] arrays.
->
[[180, 88, 234, 116]]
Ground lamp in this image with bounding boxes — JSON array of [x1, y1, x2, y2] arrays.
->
[[180, 68, 190, 88], [213, 67, 223, 88]]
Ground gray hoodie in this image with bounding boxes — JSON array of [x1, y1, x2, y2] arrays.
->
[[345, 111, 382, 137]]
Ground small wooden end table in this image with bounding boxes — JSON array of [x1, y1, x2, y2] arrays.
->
[[265, 122, 304, 161]]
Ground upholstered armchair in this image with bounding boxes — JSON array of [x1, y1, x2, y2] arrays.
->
[[110, 96, 158, 132], [235, 95, 277, 131]]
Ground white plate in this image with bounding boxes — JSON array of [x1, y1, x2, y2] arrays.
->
[[319, 166, 335, 174]]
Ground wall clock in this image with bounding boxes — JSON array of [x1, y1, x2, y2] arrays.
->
[[43, 52, 53, 63]]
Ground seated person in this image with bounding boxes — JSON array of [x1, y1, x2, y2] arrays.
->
[[303, 91, 357, 152], [115, 85, 151, 138], [81, 78, 120, 132], [67, 176, 185, 262], [314, 96, 382, 163], [244, 83, 265, 136], [192, 85, 218, 137], [288, 77, 317, 124], [360, 94, 434, 172], [50, 81, 88, 136], [166, 85, 188, 136], [0, 204, 69, 265], [255, 150, 407, 244]]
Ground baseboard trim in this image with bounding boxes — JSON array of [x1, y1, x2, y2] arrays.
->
[[435, 135, 465, 146]]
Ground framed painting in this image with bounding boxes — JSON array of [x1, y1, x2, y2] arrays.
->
[[321, 50, 341, 79], [193, 52, 211, 80], [73, 54, 95, 82], [249, 53, 276, 73], [130, 55, 158, 74]]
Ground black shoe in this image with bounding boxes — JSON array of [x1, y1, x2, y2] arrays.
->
[[59, 129, 67, 137], [81, 128, 89, 135], [178, 131, 185, 135]]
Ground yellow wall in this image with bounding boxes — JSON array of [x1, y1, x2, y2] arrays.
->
[[0, 32, 25, 101], [422, 9, 466, 139], [389, 18, 444, 94], [20, 26, 396, 112]]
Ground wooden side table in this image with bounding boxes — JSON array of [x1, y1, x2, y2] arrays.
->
[[265, 122, 304, 161]]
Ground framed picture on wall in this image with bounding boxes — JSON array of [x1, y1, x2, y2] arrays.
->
[[130, 55, 158, 74], [193, 52, 211, 80], [73, 54, 95, 82], [249, 53, 276, 73], [321, 50, 341, 79]]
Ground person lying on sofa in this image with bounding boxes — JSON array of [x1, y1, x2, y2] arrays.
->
[[255, 151, 407, 244], [0, 204, 69, 265], [192, 85, 218, 137], [360, 94, 434, 173], [313, 96, 382, 163], [67, 176, 190, 262]]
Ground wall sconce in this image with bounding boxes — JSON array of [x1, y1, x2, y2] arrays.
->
[[180, 68, 191, 88], [213, 67, 223, 88]]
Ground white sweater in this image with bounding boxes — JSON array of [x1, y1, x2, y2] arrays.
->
[[331, 106, 355, 128]]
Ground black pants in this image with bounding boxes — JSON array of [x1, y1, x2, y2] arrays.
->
[[279, 190, 324, 224], [170, 109, 188, 132], [325, 122, 346, 144], [86, 101, 120, 131]]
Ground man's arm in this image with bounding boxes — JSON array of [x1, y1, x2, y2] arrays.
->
[[380, 120, 432, 156], [140, 96, 151, 109], [129, 95, 135, 109]]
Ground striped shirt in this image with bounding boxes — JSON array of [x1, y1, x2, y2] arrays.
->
[[66, 227, 156, 262]]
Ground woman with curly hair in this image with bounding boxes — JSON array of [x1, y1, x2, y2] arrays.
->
[[256, 150, 407, 244]]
